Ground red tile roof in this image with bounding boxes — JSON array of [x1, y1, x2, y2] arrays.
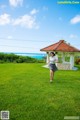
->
[[40, 40, 80, 52]]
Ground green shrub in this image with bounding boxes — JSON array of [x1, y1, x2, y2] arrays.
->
[[0, 53, 44, 63], [16, 58, 23, 63], [37, 59, 45, 63], [0, 60, 4, 63], [75, 59, 80, 65]]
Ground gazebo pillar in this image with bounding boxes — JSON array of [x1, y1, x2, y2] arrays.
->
[[46, 52, 49, 64], [62, 52, 65, 63], [70, 53, 74, 70]]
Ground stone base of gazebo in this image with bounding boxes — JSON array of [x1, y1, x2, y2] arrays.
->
[[42, 63, 71, 70], [43, 63, 78, 70], [57, 63, 70, 70]]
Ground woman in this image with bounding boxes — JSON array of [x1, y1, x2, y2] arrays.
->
[[48, 52, 58, 83]]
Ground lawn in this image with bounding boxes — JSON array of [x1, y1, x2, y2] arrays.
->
[[0, 63, 80, 120]]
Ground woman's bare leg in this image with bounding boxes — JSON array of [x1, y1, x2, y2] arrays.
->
[[50, 70, 54, 82]]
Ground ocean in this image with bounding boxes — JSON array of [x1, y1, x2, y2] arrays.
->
[[15, 53, 46, 60], [3, 52, 46, 60]]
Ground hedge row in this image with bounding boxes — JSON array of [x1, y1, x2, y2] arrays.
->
[[0, 53, 45, 63], [75, 59, 80, 65]]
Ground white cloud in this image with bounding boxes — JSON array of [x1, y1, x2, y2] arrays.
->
[[0, 13, 11, 25], [12, 14, 39, 29], [9, 0, 23, 7], [70, 15, 80, 24], [69, 34, 78, 39], [30, 9, 39, 15], [0, 11, 39, 29], [7, 35, 13, 39]]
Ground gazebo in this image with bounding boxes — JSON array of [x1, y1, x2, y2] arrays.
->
[[40, 40, 80, 70]]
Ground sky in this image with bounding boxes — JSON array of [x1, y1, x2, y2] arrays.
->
[[0, 0, 80, 53]]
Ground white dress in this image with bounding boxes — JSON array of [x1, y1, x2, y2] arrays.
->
[[49, 56, 58, 71]]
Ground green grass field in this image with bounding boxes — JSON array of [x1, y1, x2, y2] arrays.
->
[[0, 63, 80, 120]]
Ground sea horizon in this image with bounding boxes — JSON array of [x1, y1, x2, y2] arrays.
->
[[0, 52, 46, 60]]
